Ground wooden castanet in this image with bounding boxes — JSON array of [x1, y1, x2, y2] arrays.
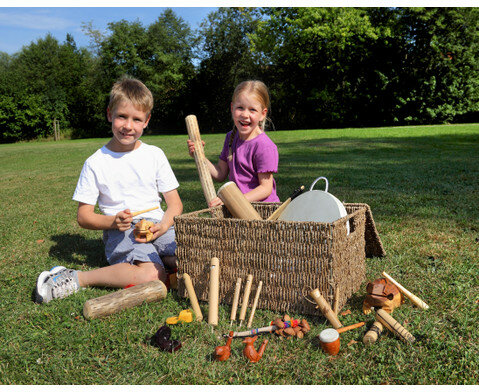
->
[[309, 288, 343, 329], [247, 281, 263, 328], [208, 257, 220, 326], [375, 308, 416, 343], [217, 182, 262, 220], [382, 271, 429, 310], [230, 277, 242, 325], [239, 274, 253, 327], [83, 280, 167, 320], [363, 321, 384, 346], [181, 273, 203, 322], [185, 115, 218, 215]]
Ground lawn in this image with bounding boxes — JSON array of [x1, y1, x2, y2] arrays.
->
[[0, 124, 478, 384]]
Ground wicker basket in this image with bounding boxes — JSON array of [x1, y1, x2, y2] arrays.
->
[[174, 202, 384, 316]]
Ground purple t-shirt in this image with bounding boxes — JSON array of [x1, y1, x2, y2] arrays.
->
[[219, 131, 279, 202]]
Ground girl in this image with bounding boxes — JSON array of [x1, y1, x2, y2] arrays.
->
[[188, 80, 279, 206]]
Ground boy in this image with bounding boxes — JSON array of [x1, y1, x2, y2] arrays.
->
[[35, 76, 183, 303]]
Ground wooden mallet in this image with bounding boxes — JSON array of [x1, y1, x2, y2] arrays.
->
[[185, 115, 219, 216], [266, 185, 305, 221], [83, 280, 167, 320], [382, 271, 429, 310]]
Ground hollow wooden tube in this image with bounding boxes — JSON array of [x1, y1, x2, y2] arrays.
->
[[181, 273, 203, 322], [185, 115, 218, 214], [247, 281, 263, 328], [309, 288, 343, 329], [376, 308, 416, 343], [230, 277, 242, 324], [217, 182, 262, 220], [208, 257, 220, 326], [239, 274, 253, 326], [83, 280, 167, 320]]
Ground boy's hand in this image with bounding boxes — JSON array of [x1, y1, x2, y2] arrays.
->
[[115, 209, 133, 231], [187, 139, 205, 157], [134, 222, 168, 243]]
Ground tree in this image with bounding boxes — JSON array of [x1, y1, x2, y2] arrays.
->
[[192, 7, 263, 131]]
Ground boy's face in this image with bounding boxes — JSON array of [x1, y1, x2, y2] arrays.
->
[[106, 100, 150, 152]]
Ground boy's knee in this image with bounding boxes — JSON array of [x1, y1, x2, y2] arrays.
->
[[136, 262, 167, 284]]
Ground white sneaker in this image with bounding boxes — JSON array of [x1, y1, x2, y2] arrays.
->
[[35, 266, 80, 303]]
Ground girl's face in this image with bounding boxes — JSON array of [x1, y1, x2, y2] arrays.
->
[[231, 92, 267, 141], [106, 100, 150, 152]]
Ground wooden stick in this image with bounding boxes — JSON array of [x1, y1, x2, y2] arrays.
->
[[336, 321, 365, 334], [131, 206, 159, 217], [333, 284, 340, 315], [363, 321, 384, 346], [208, 257, 220, 326], [266, 185, 305, 221], [230, 277, 242, 326], [376, 308, 416, 343], [239, 274, 253, 327], [225, 325, 277, 338], [185, 115, 218, 215], [309, 288, 343, 329], [181, 273, 203, 322], [247, 281, 263, 328], [382, 271, 429, 310], [83, 280, 167, 320]]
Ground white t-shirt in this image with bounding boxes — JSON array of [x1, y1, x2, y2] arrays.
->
[[73, 141, 179, 221]]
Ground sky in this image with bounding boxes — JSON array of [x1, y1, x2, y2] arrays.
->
[[0, 1, 474, 56], [0, 6, 217, 55]]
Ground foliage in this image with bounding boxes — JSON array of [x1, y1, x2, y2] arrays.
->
[[0, 125, 478, 383], [1, 7, 479, 141], [191, 7, 263, 132]]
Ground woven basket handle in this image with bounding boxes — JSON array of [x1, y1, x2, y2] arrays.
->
[[310, 176, 328, 192]]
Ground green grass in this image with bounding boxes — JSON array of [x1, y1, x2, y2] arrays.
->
[[0, 124, 478, 384]]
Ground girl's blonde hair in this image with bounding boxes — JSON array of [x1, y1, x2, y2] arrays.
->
[[108, 76, 154, 116], [228, 80, 271, 160]]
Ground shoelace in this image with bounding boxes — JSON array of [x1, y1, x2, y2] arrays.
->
[[51, 273, 77, 299]]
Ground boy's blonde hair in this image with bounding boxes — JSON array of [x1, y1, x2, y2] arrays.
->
[[108, 76, 154, 116], [228, 80, 271, 160]]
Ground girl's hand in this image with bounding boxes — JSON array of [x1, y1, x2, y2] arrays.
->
[[187, 139, 205, 157], [115, 209, 133, 231], [208, 197, 224, 208]]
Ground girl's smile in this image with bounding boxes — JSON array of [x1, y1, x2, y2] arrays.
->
[[231, 92, 267, 141]]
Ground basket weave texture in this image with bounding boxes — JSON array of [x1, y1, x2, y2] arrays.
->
[[174, 202, 384, 316]]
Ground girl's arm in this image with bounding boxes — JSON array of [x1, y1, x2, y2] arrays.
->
[[77, 202, 132, 231], [187, 139, 229, 182], [145, 189, 183, 242], [243, 172, 274, 202]]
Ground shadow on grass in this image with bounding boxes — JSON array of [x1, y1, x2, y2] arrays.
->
[[49, 234, 105, 269]]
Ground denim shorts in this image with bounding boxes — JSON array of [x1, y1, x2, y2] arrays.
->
[[103, 219, 176, 268]]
